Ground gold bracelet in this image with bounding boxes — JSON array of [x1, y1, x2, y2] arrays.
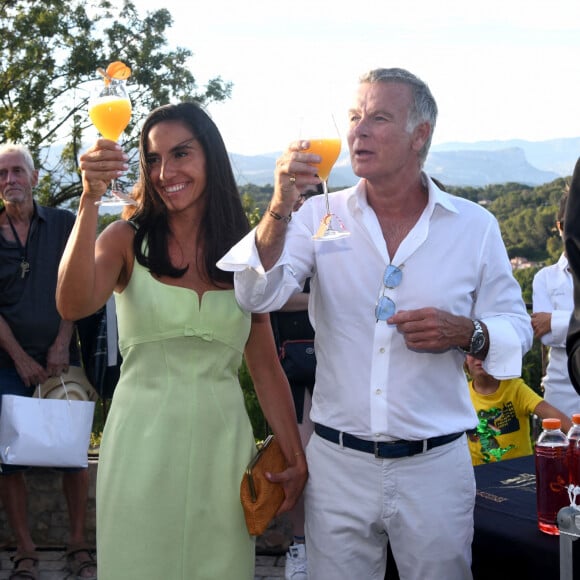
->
[[294, 451, 305, 457], [267, 203, 292, 224]]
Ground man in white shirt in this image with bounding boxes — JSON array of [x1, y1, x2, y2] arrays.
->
[[218, 68, 532, 580], [533, 193, 580, 417]]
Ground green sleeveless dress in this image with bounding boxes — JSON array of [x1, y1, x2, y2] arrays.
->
[[96, 259, 256, 579]]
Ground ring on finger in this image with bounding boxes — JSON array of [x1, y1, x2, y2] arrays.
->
[[288, 174, 296, 184]]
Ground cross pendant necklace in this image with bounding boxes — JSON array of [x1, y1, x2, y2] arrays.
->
[[5, 213, 31, 279]]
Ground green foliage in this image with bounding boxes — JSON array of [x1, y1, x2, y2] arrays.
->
[[522, 339, 544, 396], [239, 359, 269, 440], [513, 267, 541, 306], [241, 193, 264, 229], [240, 184, 273, 215], [546, 235, 565, 263], [448, 178, 569, 263], [1, 0, 232, 209], [241, 177, 570, 266], [90, 398, 107, 449]]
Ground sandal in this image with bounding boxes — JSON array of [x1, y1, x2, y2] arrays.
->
[[66, 544, 97, 580], [9, 551, 39, 580]]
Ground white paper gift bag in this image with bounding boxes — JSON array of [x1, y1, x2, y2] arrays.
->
[[0, 381, 95, 468]]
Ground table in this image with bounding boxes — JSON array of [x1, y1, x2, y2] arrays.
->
[[472, 454, 579, 579], [385, 455, 579, 579]]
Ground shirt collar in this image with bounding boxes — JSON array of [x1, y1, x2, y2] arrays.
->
[[1, 200, 42, 224], [556, 252, 569, 271], [424, 173, 459, 215], [349, 172, 459, 218], [32, 201, 46, 223]]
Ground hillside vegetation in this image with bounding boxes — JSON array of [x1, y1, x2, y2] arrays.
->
[[448, 178, 570, 264], [241, 176, 571, 266]]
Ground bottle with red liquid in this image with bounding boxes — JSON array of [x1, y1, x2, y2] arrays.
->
[[566, 414, 580, 486], [535, 418, 570, 535]]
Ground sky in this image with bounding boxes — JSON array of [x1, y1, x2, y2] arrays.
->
[[132, 0, 580, 156]]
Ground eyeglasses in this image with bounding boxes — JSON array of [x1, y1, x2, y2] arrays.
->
[[375, 264, 403, 322]]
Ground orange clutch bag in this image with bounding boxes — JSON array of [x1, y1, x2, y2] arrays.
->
[[240, 434, 287, 536]]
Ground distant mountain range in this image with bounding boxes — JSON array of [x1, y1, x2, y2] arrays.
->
[[228, 137, 580, 188]]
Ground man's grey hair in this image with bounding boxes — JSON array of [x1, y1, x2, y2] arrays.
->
[[0, 143, 36, 173], [359, 68, 438, 165]]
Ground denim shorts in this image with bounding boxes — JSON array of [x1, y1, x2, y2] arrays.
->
[[0, 367, 86, 475]]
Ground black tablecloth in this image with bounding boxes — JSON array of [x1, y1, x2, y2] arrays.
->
[[385, 455, 579, 579], [472, 454, 579, 579]]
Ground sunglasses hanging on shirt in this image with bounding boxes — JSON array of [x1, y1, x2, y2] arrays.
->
[[375, 264, 403, 322]]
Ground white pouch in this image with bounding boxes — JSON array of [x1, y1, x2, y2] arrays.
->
[[0, 378, 95, 468]]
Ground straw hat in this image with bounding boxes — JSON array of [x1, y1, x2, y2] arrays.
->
[[33, 367, 99, 401]]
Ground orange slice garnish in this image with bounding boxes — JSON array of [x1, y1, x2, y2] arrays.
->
[[98, 61, 131, 85], [106, 61, 131, 80]]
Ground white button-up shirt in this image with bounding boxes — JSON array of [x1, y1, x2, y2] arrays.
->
[[533, 253, 580, 416], [218, 176, 532, 440]]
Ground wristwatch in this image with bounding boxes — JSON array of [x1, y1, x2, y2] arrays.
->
[[460, 320, 486, 355]]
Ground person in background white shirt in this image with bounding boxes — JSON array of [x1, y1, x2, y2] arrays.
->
[[532, 191, 580, 417], [218, 67, 532, 580]]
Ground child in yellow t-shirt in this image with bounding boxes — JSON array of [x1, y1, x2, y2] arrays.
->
[[465, 355, 572, 465]]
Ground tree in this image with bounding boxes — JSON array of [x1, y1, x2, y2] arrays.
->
[[0, 0, 232, 208], [448, 178, 568, 264]]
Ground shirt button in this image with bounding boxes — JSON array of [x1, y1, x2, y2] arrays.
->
[[379, 347, 385, 353], [375, 388, 382, 395]]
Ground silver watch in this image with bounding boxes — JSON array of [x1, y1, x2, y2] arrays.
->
[[460, 320, 486, 355]]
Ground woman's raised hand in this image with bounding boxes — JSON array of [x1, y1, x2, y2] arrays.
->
[[79, 139, 129, 203]]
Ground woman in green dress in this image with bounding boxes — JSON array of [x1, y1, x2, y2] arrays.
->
[[56, 102, 307, 580]]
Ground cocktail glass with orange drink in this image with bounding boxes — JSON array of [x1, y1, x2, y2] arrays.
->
[[88, 61, 137, 206], [301, 115, 351, 241]]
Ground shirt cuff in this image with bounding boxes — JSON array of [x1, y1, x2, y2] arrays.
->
[[550, 310, 572, 346], [481, 317, 524, 379], [216, 228, 266, 275]]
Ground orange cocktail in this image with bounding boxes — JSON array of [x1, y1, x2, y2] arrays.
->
[[88, 97, 131, 142], [302, 138, 341, 181]]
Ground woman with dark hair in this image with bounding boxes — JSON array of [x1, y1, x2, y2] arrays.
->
[[56, 102, 307, 579]]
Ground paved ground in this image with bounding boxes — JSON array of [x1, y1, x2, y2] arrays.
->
[[0, 548, 286, 579]]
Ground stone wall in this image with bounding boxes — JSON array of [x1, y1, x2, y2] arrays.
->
[[0, 460, 97, 548], [0, 460, 290, 552]]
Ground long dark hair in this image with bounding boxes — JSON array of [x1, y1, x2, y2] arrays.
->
[[129, 102, 249, 285]]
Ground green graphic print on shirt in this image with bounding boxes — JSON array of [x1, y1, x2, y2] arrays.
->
[[472, 406, 516, 463], [467, 378, 541, 466]]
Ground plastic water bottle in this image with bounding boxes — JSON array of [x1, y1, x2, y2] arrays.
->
[[567, 414, 580, 486], [535, 418, 570, 535]]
